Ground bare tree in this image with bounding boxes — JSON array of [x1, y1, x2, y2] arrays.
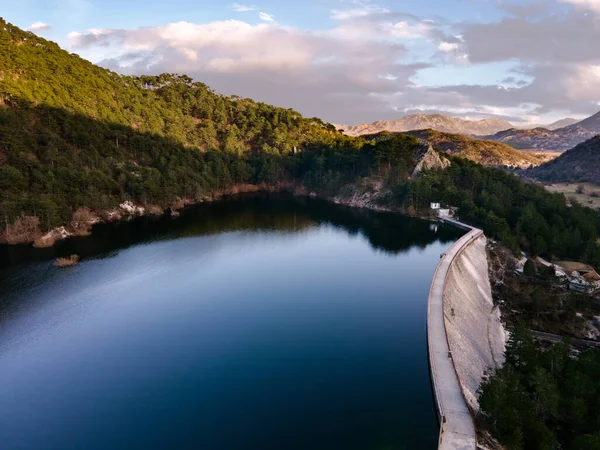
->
[[5, 215, 41, 244], [71, 207, 96, 235]]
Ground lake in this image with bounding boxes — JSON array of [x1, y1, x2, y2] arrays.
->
[[0, 194, 461, 450]]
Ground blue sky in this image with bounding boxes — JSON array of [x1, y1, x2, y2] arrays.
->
[[4, 0, 600, 124]]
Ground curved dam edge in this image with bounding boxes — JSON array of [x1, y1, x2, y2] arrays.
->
[[427, 220, 505, 450]]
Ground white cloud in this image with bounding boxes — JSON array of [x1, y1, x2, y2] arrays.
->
[[231, 3, 256, 12], [27, 21, 52, 32], [258, 12, 275, 22], [564, 64, 600, 100], [438, 42, 459, 52], [330, 3, 389, 20], [63, 1, 600, 124], [560, 0, 600, 13], [380, 21, 433, 39], [66, 18, 427, 122]]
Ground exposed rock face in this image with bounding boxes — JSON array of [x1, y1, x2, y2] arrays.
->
[[337, 114, 513, 137], [412, 145, 451, 177], [120, 201, 145, 215], [526, 135, 600, 184], [33, 226, 73, 248], [329, 179, 390, 211]]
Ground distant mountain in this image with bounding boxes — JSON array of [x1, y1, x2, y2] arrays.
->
[[546, 118, 579, 130], [363, 129, 557, 168], [337, 114, 513, 137], [565, 111, 600, 133], [485, 126, 597, 152], [485, 111, 600, 152], [526, 136, 600, 184]]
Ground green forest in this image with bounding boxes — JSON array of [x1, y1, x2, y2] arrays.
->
[[479, 326, 600, 450], [1, 17, 600, 267], [386, 159, 600, 266], [3, 16, 600, 449]]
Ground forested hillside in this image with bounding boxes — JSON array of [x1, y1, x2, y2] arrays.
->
[[386, 158, 600, 266], [527, 136, 600, 184], [0, 17, 355, 235], [479, 326, 600, 450], [1, 17, 600, 270], [0, 18, 338, 152]]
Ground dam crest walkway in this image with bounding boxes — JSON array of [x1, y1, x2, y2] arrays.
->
[[428, 220, 481, 450]]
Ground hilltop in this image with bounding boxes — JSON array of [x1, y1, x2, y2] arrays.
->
[[568, 110, 600, 132], [337, 114, 512, 137], [545, 118, 579, 130], [364, 129, 557, 168], [526, 136, 600, 184], [0, 18, 338, 153]]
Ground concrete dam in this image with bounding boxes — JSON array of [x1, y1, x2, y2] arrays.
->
[[428, 222, 506, 449]]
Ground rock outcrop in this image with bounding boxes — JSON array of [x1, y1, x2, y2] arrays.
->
[[412, 145, 451, 177], [33, 226, 72, 248]]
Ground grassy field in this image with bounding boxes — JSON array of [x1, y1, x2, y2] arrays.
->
[[544, 182, 600, 210], [555, 261, 595, 273]]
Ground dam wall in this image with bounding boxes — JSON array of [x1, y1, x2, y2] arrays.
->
[[427, 222, 505, 449]]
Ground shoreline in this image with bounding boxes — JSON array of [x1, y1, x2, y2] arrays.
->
[[0, 181, 436, 249], [0, 186, 500, 448]]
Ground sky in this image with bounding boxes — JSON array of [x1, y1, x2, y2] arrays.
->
[[4, 0, 600, 125]]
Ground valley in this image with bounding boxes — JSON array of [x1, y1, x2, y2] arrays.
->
[[1, 10, 600, 450], [544, 182, 600, 210]]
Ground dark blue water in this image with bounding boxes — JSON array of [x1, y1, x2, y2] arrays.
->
[[0, 194, 461, 450]]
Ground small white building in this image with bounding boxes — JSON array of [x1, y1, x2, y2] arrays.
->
[[569, 270, 600, 294], [430, 202, 441, 210]]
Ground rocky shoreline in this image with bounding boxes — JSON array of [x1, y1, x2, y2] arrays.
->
[[1, 183, 300, 248], [2, 178, 424, 250]]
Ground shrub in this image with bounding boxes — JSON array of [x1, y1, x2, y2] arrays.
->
[[4, 215, 41, 244], [71, 207, 96, 235]]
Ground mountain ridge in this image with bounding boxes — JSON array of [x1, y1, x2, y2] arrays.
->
[[339, 113, 599, 152], [484, 112, 600, 152], [336, 114, 514, 137]]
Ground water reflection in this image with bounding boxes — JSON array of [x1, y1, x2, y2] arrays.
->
[[0, 193, 459, 267], [0, 194, 462, 450]]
